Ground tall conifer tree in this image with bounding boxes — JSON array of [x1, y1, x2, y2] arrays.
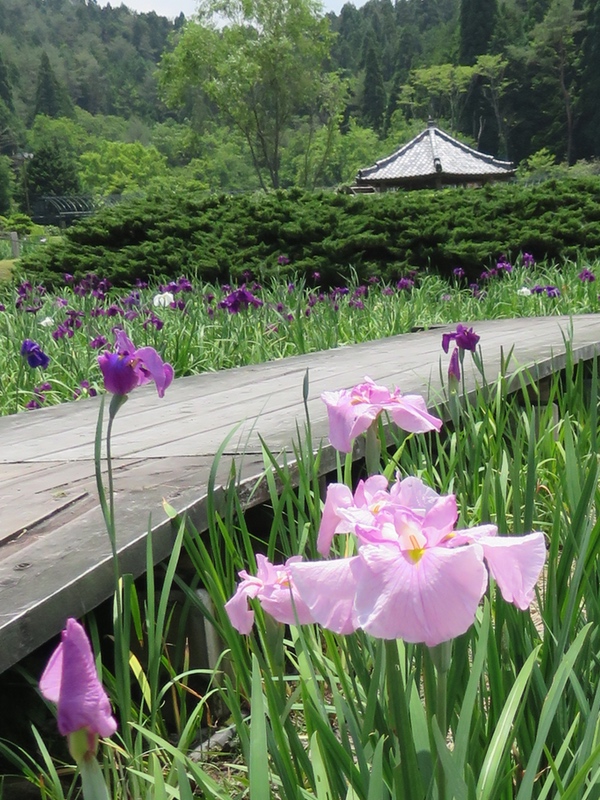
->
[[361, 42, 386, 133], [33, 52, 74, 120], [459, 0, 498, 65]]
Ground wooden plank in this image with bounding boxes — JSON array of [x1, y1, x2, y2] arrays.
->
[[1, 314, 600, 673]]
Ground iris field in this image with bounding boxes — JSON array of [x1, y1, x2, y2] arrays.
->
[[2, 253, 600, 799], [1, 253, 599, 416]]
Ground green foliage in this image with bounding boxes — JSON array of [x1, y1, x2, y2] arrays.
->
[[0, 153, 13, 214], [79, 140, 169, 195], [0, 0, 178, 123], [25, 139, 81, 203], [18, 176, 600, 288], [459, 0, 498, 65], [159, 0, 339, 190], [32, 52, 74, 121]]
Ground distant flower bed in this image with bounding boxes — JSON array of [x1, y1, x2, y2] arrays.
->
[[1, 253, 599, 415]]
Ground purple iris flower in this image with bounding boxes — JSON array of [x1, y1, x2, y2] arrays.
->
[[522, 252, 535, 268], [21, 339, 50, 369], [218, 288, 263, 313], [90, 335, 108, 349], [545, 285, 560, 297], [278, 255, 290, 266], [442, 324, 480, 354], [40, 618, 117, 756], [397, 278, 414, 291], [442, 324, 480, 384], [143, 312, 164, 331], [453, 267, 465, 279], [98, 330, 174, 398], [349, 299, 365, 310], [578, 269, 595, 283]]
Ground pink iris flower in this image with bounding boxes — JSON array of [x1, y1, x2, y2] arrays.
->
[[98, 330, 174, 398], [225, 555, 316, 634], [318, 474, 409, 556], [291, 477, 546, 646], [321, 377, 442, 453], [40, 619, 117, 753]]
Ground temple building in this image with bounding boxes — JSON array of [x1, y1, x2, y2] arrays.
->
[[353, 120, 515, 192]]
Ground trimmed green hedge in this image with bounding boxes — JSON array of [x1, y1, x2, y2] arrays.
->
[[19, 177, 600, 287]]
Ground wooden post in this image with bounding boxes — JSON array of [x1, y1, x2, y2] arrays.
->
[[9, 231, 20, 259]]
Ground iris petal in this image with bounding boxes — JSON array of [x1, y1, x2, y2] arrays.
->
[[352, 543, 488, 646]]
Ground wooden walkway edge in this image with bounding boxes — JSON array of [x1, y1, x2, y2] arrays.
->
[[1, 314, 600, 673]]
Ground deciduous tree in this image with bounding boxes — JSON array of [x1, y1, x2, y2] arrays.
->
[[159, 0, 337, 190]]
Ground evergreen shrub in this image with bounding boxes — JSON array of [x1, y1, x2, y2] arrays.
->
[[18, 177, 600, 288]]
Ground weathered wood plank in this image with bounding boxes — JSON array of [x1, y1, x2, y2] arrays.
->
[[1, 314, 599, 673]]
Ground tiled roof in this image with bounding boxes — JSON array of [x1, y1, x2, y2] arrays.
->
[[357, 123, 515, 182]]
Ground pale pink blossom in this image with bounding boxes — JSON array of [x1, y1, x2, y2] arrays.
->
[[292, 478, 546, 646], [321, 377, 442, 453], [225, 554, 315, 634]]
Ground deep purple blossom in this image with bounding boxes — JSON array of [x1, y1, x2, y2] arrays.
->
[[453, 267, 465, 279], [0, 303, 5, 311], [278, 254, 290, 265], [522, 252, 535, 268], [98, 330, 174, 398], [21, 339, 50, 369], [105, 304, 122, 318], [121, 291, 141, 308], [546, 285, 560, 297], [74, 380, 98, 399], [442, 325, 480, 383], [90, 335, 108, 349], [219, 287, 263, 313], [497, 256, 512, 272], [480, 269, 497, 281], [396, 278, 414, 291], [52, 324, 74, 340], [579, 268, 596, 283], [442, 324, 480, 354]]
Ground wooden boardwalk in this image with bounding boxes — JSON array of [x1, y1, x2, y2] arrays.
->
[[1, 314, 600, 673]]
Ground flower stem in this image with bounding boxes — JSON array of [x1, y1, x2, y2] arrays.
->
[[385, 640, 425, 798], [365, 421, 381, 476], [79, 755, 111, 800], [428, 641, 452, 800], [94, 392, 132, 752]]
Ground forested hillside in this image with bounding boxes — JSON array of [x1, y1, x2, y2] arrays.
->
[[0, 0, 598, 220]]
